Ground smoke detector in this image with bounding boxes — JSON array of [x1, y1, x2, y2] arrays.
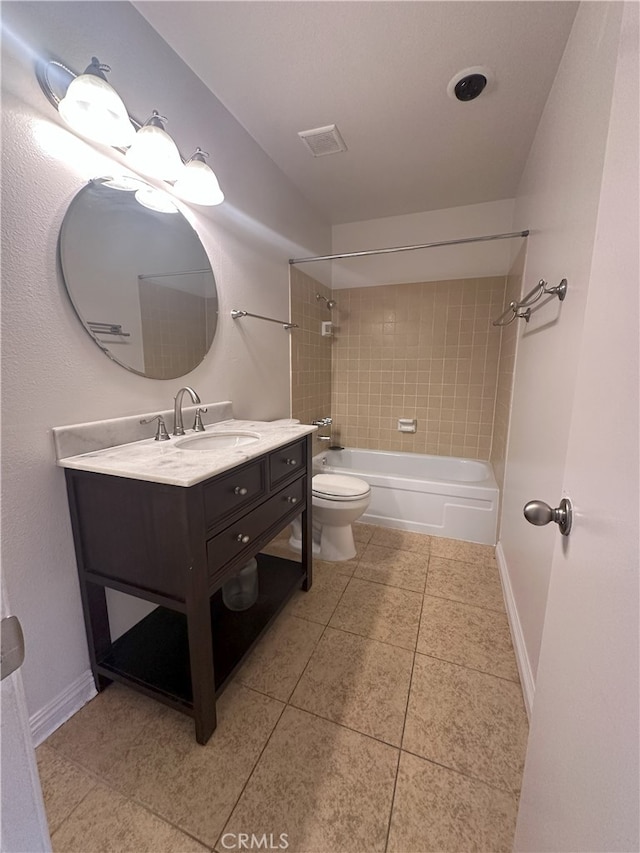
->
[[298, 124, 347, 157], [447, 66, 494, 101]]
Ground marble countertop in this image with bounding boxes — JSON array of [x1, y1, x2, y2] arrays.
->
[[56, 417, 316, 488]]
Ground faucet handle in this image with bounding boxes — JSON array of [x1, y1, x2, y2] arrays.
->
[[140, 415, 170, 441], [192, 407, 208, 432]]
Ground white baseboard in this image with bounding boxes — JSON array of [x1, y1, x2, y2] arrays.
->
[[30, 669, 96, 747], [495, 542, 535, 719]]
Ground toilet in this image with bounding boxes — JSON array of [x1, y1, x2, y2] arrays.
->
[[289, 473, 371, 561]]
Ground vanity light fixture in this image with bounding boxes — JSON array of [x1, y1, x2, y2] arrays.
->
[[174, 148, 224, 206], [56, 57, 135, 147], [35, 55, 225, 206], [126, 111, 184, 182]]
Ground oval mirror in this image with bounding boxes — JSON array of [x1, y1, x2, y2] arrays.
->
[[59, 176, 218, 379]]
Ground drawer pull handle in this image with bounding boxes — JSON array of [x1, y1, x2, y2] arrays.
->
[[286, 496, 298, 504], [234, 486, 248, 496], [236, 533, 250, 544], [285, 458, 297, 466]]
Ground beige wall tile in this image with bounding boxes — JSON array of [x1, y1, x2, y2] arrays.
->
[[329, 277, 506, 460], [290, 267, 333, 454]]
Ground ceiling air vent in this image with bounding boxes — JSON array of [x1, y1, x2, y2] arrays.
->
[[298, 124, 347, 157]]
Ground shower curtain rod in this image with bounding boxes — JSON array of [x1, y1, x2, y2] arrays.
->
[[289, 229, 529, 265]]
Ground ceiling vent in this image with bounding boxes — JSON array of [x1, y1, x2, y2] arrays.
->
[[298, 124, 347, 157]]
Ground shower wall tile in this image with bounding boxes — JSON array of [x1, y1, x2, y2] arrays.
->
[[290, 267, 333, 455], [330, 277, 506, 460], [139, 281, 212, 379], [491, 246, 526, 505]]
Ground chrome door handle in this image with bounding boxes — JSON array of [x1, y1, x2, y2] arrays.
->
[[286, 496, 298, 504], [236, 533, 250, 544], [523, 498, 572, 536], [234, 486, 248, 496]]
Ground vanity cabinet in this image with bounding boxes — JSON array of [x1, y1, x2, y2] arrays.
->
[[64, 435, 313, 744]]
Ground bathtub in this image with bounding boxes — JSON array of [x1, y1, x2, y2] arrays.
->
[[314, 448, 498, 545]]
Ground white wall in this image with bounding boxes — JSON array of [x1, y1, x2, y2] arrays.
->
[[498, 2, 623, 685], [514, 5, 639, 847], [329, 199, 516, 289], [1, 1, 329, 725]]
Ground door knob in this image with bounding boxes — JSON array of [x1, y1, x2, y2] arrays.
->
[[523, 498, 572, 536]]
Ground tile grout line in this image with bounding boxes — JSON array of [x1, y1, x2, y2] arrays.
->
[[41, 745, 216, 851], [413, 649, 521, 685], [213, 544, 364, 852], [398, 744, 521, 798], [383, 551, 430, 853], [212, 697, 289, 853]]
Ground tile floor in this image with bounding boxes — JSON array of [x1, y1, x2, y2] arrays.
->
[[38, 523, 529, 853]]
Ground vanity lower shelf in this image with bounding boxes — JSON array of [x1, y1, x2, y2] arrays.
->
[[96, 553, 305, 713]]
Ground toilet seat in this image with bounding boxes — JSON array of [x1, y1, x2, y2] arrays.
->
[[312, 474, 370, 502]]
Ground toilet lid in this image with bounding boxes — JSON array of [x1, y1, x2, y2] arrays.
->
[[312, 473, 370, 498]]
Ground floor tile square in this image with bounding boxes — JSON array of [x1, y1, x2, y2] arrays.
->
[[403, 654, 528, 792], [355, 543, 429, 592], [314, 554, 359, 578], [103, 682, 284, 847], [219, 706, 398, 853], [418, 595, 519, 681], [36, 744, 96, 834], [235, 613, 324, 701], [426, 555, 506, 612], [50, 784, 208, 852], [371, 527, 432, 554], [387, 751, 518, 852], [353, 522, 376, 544], [429, 536, 496, 566], [329, 577, 423, 650], [45, 683, 167, 777], [285, 562, 350, 625], [290, 626, 413, 745]]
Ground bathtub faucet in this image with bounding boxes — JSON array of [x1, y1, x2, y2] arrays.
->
[[312, 416, 332, 442]]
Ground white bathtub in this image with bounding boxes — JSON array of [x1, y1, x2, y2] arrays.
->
[[314, 448, 498, 545]]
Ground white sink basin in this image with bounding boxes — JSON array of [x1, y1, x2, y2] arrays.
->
[[175, 431, 261, 451]]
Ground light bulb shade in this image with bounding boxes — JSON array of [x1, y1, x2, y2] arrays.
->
[[134, 186, 178, 214], [174, 153, 224, 206], [126, 117, 183, 181], [58, 72, 135, 147]]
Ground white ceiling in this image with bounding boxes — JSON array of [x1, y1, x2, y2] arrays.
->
[[135, 1, 578, 225]]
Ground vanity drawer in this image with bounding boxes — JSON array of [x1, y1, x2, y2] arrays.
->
[[203, 458, 266, 530], [207, 477, 305, 587], [269, 439, 306, 488]]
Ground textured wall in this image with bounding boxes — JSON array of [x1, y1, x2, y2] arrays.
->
[[331, 277, 506, 458], [1, 1, 329, 723], [498, 0, 623, 682]]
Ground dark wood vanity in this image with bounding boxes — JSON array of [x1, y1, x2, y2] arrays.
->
[[64, 435, 312, 744]]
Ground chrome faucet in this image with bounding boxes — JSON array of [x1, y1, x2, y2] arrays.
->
[[312, 416, 332, 442], [173, 386, 201, 436]]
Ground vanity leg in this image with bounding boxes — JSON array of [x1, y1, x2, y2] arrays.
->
[[78, 580, 112, 691], [186, 589, 217, 744], [302, 447, 313, 591]]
